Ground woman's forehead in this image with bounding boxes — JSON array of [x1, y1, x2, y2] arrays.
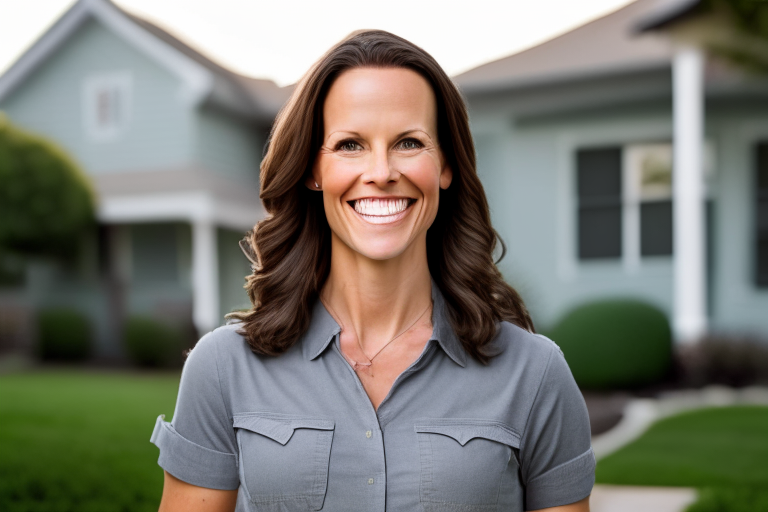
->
[[322, 67, 437, 136]]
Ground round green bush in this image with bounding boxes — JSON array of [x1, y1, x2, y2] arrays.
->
[[37, 308, 92, 361], [548, 299, 672, 390], [0, 113, 95, 259], [123, 316, 183, 368]]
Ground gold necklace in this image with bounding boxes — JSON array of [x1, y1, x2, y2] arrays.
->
[[321, 296, 432, 373]]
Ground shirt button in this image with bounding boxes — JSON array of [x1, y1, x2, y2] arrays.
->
[[365, 430, 372, 438], [368, 478, 374, 485]]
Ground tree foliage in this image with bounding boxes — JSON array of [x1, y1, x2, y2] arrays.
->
[[702, 0, 768, 73], [0, 113, 95, 259]]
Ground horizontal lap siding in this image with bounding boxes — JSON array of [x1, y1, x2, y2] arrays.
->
[[0, 18, 193, 174], [195, 106, 263, 188]]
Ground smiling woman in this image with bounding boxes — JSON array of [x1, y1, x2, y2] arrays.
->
[[151, 30, 594, 512]]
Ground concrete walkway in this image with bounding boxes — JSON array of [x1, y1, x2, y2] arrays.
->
[[592, 385, 768, 460], [590, 485, 697, 512], [588, 386, 768, 512]]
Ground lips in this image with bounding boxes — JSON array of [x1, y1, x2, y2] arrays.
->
[[348, 197, 416, 224]]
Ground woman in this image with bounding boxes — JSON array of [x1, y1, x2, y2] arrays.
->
[[151, 30, 594, 512]]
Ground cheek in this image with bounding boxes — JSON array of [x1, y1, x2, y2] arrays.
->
[[398, 156, 442, 194], [318, 159, 357, 196]]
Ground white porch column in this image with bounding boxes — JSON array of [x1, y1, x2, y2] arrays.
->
[[672, 44, 707, 343], [192, 220, 219, 335]]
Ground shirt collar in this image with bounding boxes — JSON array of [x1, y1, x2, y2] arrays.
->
[[303, 278, 467, 367]]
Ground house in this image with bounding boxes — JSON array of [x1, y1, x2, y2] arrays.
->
[[454, 0, 768, 340], [0, 0, 289, 356], [1, 0, 766, 358]]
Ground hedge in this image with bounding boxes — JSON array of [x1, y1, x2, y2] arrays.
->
[[548, 299, 673, 389], [123, 316, 184, 368], [37, 308, 92, 362]]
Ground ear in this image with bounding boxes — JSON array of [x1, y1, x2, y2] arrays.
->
[[439, 163, 453, 190], [305, 163, 321, 191]]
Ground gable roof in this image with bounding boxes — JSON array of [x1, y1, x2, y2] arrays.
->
[[454, 0, 674, 94], [0, 0, 289, 121]]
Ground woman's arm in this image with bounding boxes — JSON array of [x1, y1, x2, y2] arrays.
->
[[529, 495, 590, 512], [158, 471, 238, 512]]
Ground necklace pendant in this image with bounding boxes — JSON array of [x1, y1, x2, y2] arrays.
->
[[353, 361, 372, 372], [343, 353, 372, 372]]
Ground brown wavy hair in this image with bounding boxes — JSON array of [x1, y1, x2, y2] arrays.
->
[[228, 29, 534, 364]]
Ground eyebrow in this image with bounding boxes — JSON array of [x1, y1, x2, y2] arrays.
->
[[325, 129, 434, 142]]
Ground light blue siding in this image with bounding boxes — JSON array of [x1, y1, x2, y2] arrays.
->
[[0, 17, 194, 173], [708, 100, 768, 335], [218, 228, 251, 320], [472, 97, 768, 337], [195, 106, 264, 185]]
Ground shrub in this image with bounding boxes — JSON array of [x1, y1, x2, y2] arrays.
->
[[37, 308, 92, 361], [123, 316, 184, 368], [0, 113, 95, 260], [548, 299, 672, 390], [677, 335, 768, 387]]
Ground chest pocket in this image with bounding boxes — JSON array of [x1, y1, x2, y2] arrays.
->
[[415, 419, 521, 512], [233, 413, 334, 512]]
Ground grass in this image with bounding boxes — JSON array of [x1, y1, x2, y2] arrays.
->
[[2, 371, 767, 511], [0, 369, 180, 512], [687, 487, 768, 512], [596, 405, 768, 487]]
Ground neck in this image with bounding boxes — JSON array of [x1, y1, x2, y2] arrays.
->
[[321, 234, 433, 354]]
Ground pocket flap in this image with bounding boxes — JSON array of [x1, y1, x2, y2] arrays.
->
[[415, 419, 520, 448], [233, 413, 334, 446]]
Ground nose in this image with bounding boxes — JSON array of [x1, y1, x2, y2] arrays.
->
[[362, 146, 399, 187]]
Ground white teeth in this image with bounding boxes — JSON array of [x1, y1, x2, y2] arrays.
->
[[353, 198, 410, 216]]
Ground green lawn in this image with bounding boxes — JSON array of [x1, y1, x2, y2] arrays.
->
[[0, 369, 180, 512], [596, 405, 768, 487], [2, 371, 767, 511]]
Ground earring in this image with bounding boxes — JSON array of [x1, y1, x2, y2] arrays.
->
[[314, 182, 320, 189]]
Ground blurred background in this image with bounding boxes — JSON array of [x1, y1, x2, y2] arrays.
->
[[0, 0, 767, 511]]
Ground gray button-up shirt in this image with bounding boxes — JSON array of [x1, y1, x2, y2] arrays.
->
[[151, 280, 595, 511]]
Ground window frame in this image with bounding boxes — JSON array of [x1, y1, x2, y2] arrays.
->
[[82, 71, 133, 142]]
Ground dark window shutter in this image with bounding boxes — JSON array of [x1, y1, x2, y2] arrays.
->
[[757, 142, 768, 287], [641, 200, 673, 256], [577, 148, 622, 259]]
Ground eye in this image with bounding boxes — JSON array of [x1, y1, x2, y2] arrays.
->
[[336, 140, 363, 152], [396, 138, 423, 151]]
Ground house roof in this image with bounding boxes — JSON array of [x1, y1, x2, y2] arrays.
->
[[0, 0, 290, 121], [636, 0, 703, 31], [453, 0, 676, 94], [116, 5, 290, 118]]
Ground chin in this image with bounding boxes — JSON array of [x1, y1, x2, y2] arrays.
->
[[348, 237, 413, 262]]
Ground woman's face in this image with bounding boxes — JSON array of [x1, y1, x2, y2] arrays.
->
[[310, 67, 452, 263]]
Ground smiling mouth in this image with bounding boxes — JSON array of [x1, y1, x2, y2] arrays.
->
[[347, 197, 416, 224]]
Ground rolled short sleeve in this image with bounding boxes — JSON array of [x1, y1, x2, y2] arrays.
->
[[149, 330, 239, 490], [519, 341, 595, 510]]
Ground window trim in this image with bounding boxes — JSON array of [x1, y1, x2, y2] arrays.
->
[[82, 70, 132, 142], [556, 125, 715, 282]]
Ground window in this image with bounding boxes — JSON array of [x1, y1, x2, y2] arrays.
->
[[627, 144, 674, 257], [82, 72, 132, 140], [577, 148, 622, 259], [757, 142, 768, 287], [577, 143, 676, 262]]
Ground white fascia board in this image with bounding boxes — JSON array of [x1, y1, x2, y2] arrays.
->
[[98, 191, 264, 231], [0, 1, 92, 103], [0, 0, 213, 105], [87, 0, 213, 105]]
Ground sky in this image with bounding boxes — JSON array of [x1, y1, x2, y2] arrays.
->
[[0, 0, 635, 87]]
